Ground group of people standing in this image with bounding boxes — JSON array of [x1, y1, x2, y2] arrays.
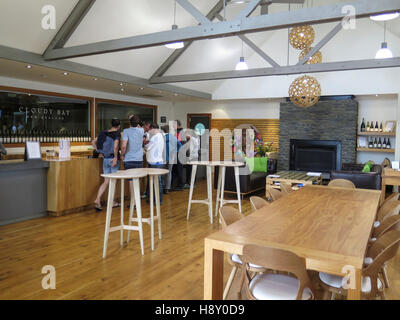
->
[[93, 115, 199, 211]]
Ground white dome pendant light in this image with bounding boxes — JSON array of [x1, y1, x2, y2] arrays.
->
[[235, 40, 248, 70], [376, 22, 393, 59], [165, 0, 185, 50]]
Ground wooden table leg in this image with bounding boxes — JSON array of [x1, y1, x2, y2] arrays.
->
[[186, 164, 197, 220], [120, 179, 124, 246], [102, 179, 116, 259], [154, 175, 162, 240], [219, 167, 226, 209], [347, 268, 362, 300], [204, 238, 224, 300], [149, 175, 154, 251], [126, 182, 135, 243], [206, 166, 213, 224], [215, 166, 222, 217], [234, 166, 242, 213], [133, 178, 144, 255], [380, 179, 386, 205]]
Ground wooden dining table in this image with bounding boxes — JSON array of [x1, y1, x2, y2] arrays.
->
[[204, 185, 381, 300]]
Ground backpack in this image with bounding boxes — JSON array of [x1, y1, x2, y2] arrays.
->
[[97, 131, 116, 158]]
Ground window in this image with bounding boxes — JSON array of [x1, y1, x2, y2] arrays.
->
[[96, 99, 156, 133], [0, 88, 91, 143]]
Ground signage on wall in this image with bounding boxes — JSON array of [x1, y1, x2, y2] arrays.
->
[[161, 116, 167, 124], [18, 106, 71, 120]]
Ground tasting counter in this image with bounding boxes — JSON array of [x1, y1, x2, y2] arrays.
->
[[0, 159, 49, 225]]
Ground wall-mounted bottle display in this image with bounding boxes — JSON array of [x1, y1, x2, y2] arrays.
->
[[0, 89, 91, 144]]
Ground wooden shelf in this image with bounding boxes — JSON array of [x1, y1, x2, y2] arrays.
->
[[358, 131, 396, 137], [357, 148, 395, 153]]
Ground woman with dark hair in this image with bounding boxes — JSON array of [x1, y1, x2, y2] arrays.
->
[[92, 118, 121, 211]]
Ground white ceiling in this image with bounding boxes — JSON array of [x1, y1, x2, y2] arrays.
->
[[0, 0, 399, 99]]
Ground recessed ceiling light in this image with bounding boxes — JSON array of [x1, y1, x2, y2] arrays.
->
[[120, 88, 124, 92], [376, 94, 379, 97], [26, 65, 32, 69], [63, 72, 69, 75], [120, 82, 124, 86], [93, 78, 98, 81], [370, 12, 399, 21], [140, 87, 144, 90]]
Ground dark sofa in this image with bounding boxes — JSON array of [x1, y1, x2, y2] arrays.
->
[[330, 163, 382, 190], [213, 159, 277, 195]]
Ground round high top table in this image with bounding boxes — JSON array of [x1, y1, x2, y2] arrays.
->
[[214, 161, 244, 217], [126, 168, 169, 251], [101, 170, 147, 258], [186, 161, 244, 224]]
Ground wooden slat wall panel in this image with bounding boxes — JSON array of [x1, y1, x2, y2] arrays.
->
[[210, 119, 279, 161]]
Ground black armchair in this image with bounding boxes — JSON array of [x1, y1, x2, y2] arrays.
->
[[213, 159, 277, 195], [330, 163, 382, 190]]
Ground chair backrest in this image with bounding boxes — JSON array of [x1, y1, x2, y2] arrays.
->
[[381, 192, 400, 206], [266, 188, 284, 202], [219, 206, 243, 229], [373, 215, 400, 239], [363, 230, 400, 298], [249, 196, 269, 211], [280, 182, 293, 194], [241, 244, 314, 300], [376, 200, 400, 223], [328, 179, 355, 189]]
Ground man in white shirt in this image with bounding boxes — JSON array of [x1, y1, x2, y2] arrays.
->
[[184, 131, 200, 189], [145, 123, 165, 204]]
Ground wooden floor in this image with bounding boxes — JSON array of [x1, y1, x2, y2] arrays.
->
[[0, 179, 399, 300]]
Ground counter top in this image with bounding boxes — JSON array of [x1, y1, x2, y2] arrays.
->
[[0, 159, 49, 172]]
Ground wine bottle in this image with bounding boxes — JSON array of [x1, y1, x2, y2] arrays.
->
[[360, 118, 365, 132], [0, 130, 3, 144], [380, 122, 383, 132], [383, 138, 387, 149], [377, 138, 382, 149], [375, 121, 379, 131], [373, 138, 377, 148], [366, 121, 370, 131], [387, 138, 391, 149], [368, 137, 373, 148]]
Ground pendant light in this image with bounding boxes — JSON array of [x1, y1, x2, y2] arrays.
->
[[235, 40, 248, 70], [370, 12, 399, 21], [165, 0, 184, 49], [376, 22, 393, 59]]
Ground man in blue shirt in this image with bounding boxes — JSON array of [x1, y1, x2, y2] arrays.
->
[[162, 125, 181, 194], [121, 115, 144, 194]]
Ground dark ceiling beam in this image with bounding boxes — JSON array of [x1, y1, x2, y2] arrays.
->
[[43, 0, 400, 61], [43, 0, 96, 57]]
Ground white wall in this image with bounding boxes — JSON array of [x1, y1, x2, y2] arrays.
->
[[173, 98, 281, 127], [357, 94, 398, 164]]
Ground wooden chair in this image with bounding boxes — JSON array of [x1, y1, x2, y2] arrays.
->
[[328, 179, 355, 189], [219, 206, 266, 300], [368, 215, 400, 288], [381, 192, 400, 207], [319, 230, 400, 300], [266, 187, 284, 202], [375, 200, 400, 228], [280, 182, 293, 194], [250, 196, 269, 212], [240, 244, 315, 300]]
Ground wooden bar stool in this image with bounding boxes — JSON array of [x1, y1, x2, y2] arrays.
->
[[215, 161, 244, 217], [127, 168, 169, 251], [187, 161, 217, 224], [101, 170, 147, 258]]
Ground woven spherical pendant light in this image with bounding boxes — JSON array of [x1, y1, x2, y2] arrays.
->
[[298, 47, 322, 64], [289, 25, 315, 50], [289, 75, 321, 108]]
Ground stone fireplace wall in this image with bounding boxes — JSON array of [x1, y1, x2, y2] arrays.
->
[[278, 99, 358, 171]]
